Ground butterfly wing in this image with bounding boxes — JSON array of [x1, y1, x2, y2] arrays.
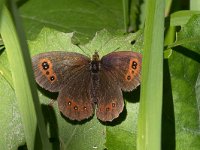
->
[[33, 51, 94, 120], [101, 51, 142, 91], [32, 51, 90, 92], [57, 66, 95, 121], [94, 69, 124, 122]]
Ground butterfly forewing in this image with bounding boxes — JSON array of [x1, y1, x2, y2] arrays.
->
[[101, 51, 142, 91], [32, 51, 90, 92]]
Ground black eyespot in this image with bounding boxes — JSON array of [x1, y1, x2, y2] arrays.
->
[[50, 76, 55, 81], [74, 106, 78, 110], [106, 107, 110, 111], [42, 62, 49, 70], [127, 75, 131, 80], [132, 61, 137, 69], [46, 71, 49, 75], [83, 106, 87, 110]]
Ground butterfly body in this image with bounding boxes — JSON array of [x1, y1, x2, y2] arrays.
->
[[32, 51, 142, 122]]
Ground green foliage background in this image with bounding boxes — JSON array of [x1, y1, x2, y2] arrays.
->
[[0, 0, 200, 150]]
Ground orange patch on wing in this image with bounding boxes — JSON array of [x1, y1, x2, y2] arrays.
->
[[125, 58, 140, 82], [65, 98, 92, 113], [38, 58, 57, 83], [98, 101, 117, 113], [63, 97, 94, 121], [96, 99, 123, 121]]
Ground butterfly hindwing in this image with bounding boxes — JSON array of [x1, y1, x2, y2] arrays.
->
[[57, 66, 95, 121], [94, 68, 124, 122]]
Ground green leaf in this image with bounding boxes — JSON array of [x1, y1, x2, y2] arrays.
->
[[163, 14, 200, 149], [176, 14, 200, 51], [19, 0, 139, 43], [28, 28, 143, 149], [162, 11, 200, 150], [165, 50, 200, 150], [2, 1, 200, 149], [106, 102, 139, 149], [170, 11, 200, 26], [167, 14, 200, 52]]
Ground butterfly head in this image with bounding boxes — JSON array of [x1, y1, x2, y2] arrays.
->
[[92, 51, 100, 61]]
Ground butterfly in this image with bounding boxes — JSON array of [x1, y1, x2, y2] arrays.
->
[[32, 51, 142, 122]]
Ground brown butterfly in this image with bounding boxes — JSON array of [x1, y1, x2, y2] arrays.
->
[[32, 51, 142, 122]]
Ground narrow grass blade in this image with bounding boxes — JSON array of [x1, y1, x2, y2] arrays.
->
[[122, 0, 129, 32]]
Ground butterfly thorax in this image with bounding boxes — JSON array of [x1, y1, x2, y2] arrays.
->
[[90, 52, 101, 73]]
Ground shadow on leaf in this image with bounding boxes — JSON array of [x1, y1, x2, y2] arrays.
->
[[162, 60, 175, 150], [174, 46, 200, 63]]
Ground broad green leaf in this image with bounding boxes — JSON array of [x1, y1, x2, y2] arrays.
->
[[106, 102, 139, 149], [170, 11, 200, 26], [163, 14, 200, 150], [162, 12, 200, 150], [30, 28, 143, 150], [19, 0, 139, 43], [166, 50, 200, 150], [1, 0, 200, 150], [176, 14, 200, 51], [168, 14, 200, 51], [0, 28, 143, 149]]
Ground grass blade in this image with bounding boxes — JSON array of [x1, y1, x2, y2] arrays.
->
[[0, 1, 51, 149], [137, 0, 164, 149], [122, 0, 129, 32]]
